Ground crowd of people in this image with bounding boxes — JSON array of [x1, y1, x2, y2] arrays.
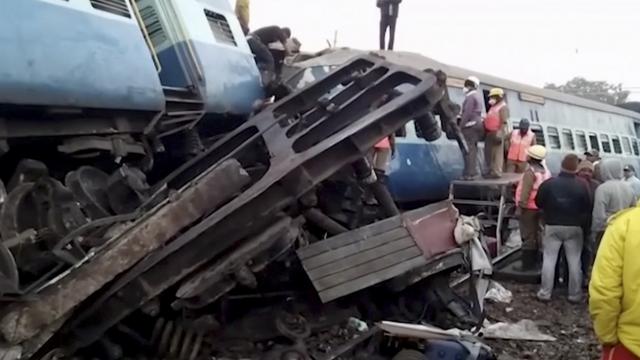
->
[[457, 75, 640, 359], [458, 77, 640, 359]]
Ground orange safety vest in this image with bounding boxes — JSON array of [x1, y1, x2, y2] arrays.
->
[[374, 137, 391, 149], [515, 167, 551, 210], [507, 130, 535, 162], [484, 102, 506, 132]]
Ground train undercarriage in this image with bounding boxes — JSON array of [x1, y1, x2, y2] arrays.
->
[[0, 55, 477, 360]]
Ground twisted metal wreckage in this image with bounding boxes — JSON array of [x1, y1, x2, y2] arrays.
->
[[0, 55, 480, 359]]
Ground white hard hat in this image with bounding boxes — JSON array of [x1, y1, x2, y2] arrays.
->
[[466, 76, 480, 87]]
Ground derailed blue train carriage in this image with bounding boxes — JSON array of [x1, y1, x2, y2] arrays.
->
[[0, 0, 263, 292], [286, 49, 640, 204], [0, 0, 262, 164]]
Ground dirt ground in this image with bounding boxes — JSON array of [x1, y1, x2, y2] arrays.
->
[[484, 281, 600, 360]]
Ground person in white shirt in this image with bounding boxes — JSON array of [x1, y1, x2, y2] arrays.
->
[[623, 164, 640, 198]]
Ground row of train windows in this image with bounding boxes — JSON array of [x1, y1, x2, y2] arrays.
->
[[544, 126, 640, 156]]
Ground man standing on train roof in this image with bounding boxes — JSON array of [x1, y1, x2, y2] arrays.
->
[[483, 88, 510, 178], [515, 145, 551, 271], [459, 76, 484, 180], [377, 0, 402, 50], [623, 164, 640, 198], [505, 118, 537, 173], [535, 154, 591, 303], [589, 201, 640, 360]]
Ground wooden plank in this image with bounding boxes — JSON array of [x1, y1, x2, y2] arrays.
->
[[302, 228, 409, 270], [318, 256, 427, 302], [313, 246, 423, 291], [297, 215, 403, 260], [307, 237, 416, 281]]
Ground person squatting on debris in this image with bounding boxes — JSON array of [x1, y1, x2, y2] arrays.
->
[[590, 201, 640, 360], [505, 118, 537, 173], [576, 160, 600, 280], [483, 88, 509, 178], [377, 0, 402, 50], [623, 164, 640, 199], [246, 26, 291, 93], [515, 145, 550, 270], [591, 158, 637, 256], [534, 154, 591, 302], [459, 76, 484, 180]]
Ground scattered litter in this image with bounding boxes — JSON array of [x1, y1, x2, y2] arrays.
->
[[378, 321, 474, 341], [484, 281, 513, 304], [347, 317, 368, 332], [481, 319, 556, 342], [505, 307, 513, 313]]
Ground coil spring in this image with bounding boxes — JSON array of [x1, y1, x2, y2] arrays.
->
[[150, 318, 204, 360], [183, 128, 204, 156]]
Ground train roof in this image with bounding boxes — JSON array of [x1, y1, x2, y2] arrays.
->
[[290, 48, 640, 121]]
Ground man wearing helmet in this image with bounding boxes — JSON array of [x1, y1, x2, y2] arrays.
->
[[515, 145, 551, 271], [459, 76, 484, 180], [484, 88, 509, 178]]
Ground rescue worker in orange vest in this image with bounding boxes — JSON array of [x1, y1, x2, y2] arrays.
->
[[372, 135, 394, 175], [515, 145, 551, 270], [484, 88, 510, 178], [506, 118, 537, 173]]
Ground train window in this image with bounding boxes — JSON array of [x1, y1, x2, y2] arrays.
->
[[601, 134, 611, 153], [531, 126, 545, 146], [575, 131, 587, 152], [633, 139, 640, 156], [622, 137, 632, 154], [204, 10, 238, 46], [561, 129, 575, 150], [547, 127, 561, 149], [535, 110, 540, 123], [90, 0, 131, 18], [138, 6, 167, 49], [588, 133, 600, 151], [611, 136, 622, 154]]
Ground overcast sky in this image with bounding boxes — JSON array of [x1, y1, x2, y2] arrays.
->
[[246, 0, 640, 100]]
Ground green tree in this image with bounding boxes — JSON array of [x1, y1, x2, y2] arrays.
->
[[544, 77, 630, 105]]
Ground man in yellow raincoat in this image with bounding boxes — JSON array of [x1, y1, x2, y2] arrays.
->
[[589, 202, 640, 359]]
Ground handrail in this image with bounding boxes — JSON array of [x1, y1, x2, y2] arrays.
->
[[128, 0, 162, 73], [165, 0, 204, 82]]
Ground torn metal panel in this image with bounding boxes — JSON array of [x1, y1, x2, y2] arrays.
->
[[298, 200, 462, 303], [0, 159, 250, 344], [402, 200, 459, 259]]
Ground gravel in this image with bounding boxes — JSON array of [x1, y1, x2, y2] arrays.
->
[[483, 282, 600, 360]]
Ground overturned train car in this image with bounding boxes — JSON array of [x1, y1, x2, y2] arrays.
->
[[0, 4, 475, 354]]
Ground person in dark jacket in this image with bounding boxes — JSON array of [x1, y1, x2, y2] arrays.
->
[[459, 76, 484, 179], [576, 160, 600, 280], [535, 154, 592, 302], [377, 0, 402, 50]]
